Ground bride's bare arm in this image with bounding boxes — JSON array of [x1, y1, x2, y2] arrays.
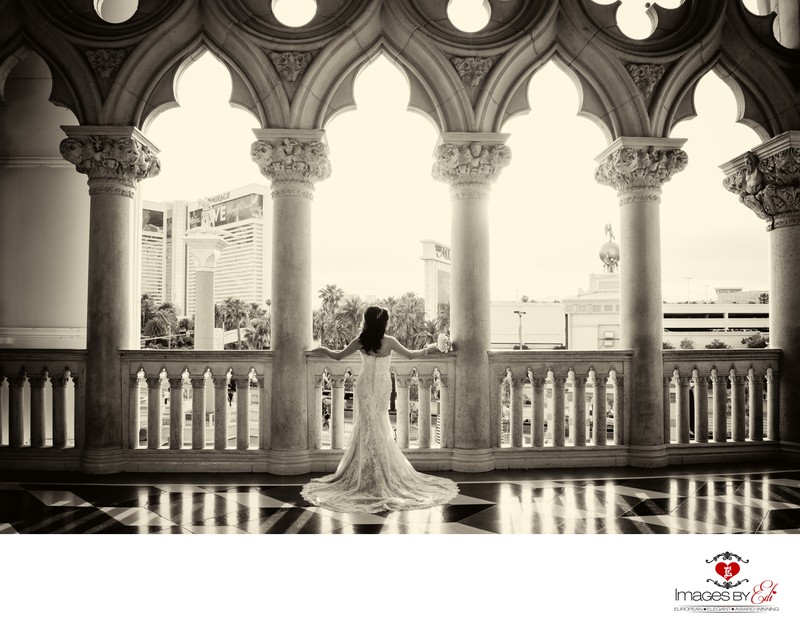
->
[[384, 335, 438, 359], [315, 338, 361, 360]]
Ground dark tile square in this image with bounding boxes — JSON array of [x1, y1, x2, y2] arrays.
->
[[12, 507, 114, 534], [237, 507, 344, 534], [757, 508, 800, 531], [0, 491, 46, 523]]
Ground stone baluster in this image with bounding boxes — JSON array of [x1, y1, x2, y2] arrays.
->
[[190, 376, 206, 450], [432, 133, 511, 471], [252, 130, 331, 474], [60, 126, 160, 472], [395, 375, 411, 449], [146, 376, 162, 449], [766, 370, 779, 440], [592, 371, 607, 446], [213, 376, 228, 450], [313, 377, 323, 450], [693, 371, 709, 444], [28, 371, 47, 448], [710, 369, 728, 442], [418, 377, 433, 449], [438, 375, 449, 448], [721, 133, 800, 443], [730, 372, 746, 442], [551, 375, 567, 447], [675, 375, 691, 444], [168, 376, 184, 449], [330, 377, 345, 450], [531, 377, 545, 447], [234, 376, 251, 449], [510, 376, 525, 448], [8, 373, 26, 447], [612, 374, 625, 445], [595, 138, 687, 465], [663, 375, 673, 444], [51, 374, 70, 449], [748, 369, 764, 441], [571, 371, 587, 447]]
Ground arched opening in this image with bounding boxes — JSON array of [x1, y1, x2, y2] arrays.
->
[[496, 61, 611, 306], [0, 50, 84, 447], [312, 53, 449, 345], [0, 51, 85, 349], [668, 71, 766, 305], [138, 51, 264, 351]]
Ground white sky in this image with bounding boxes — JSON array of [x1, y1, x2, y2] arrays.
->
[[139, 0, 769, 306]]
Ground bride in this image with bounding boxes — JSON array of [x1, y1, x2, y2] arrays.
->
[[302, 305, 459, 514]]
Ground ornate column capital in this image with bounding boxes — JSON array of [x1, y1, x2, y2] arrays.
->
[[594, 137, 688, 205], [251, 129, 331, 200], [59, 126, 160, 198], [432, 132, 511, 199], [721, 131, 800, 231]]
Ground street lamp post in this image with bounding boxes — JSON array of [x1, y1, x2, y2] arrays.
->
[[513, 310, 526, 349]]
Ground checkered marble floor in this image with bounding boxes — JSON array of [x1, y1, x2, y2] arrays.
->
[[1, 465, 799, 534]]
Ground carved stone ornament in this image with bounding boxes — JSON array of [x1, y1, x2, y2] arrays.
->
[[594, 146, 688, 195], [432, 142, 511, 187], [625, 63, 665, 95], [451, 56, 493, 89], [269, 51, 313, 84], [722, 149, 800, 230], [59, 135, 160, 194], [85, 48, 129, 94], [250, 138, 332, 189]]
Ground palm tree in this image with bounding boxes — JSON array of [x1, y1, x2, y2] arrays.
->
[[379, 295, 399, 336], [245, 316, 271, 350], [336, 295, 366, 342], [393, 292, 427, 348], [436, 303, 450, 336], [141, 293, 156, 330], [413, 319, 439, 348], [143, 308, 178, 347], [219, 297, 250, 349], [318, 284, 345, 347]]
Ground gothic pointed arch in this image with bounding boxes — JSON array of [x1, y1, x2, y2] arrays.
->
[[717, 1, 800, 140]]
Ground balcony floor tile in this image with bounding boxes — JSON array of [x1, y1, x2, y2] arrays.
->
[[1, 463, 799, 534]]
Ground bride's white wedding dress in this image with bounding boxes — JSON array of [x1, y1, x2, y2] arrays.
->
[[301, 352, 459, 513]]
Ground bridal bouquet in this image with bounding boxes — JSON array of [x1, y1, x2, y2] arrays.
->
[[437, 333, 451, 353]]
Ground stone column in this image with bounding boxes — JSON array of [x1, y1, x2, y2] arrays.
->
[[595, 137, 687, 467], [184, 230, 229, 350], [251, 130, 331, 474], [721, 132, 800, 444], [432, 133, 511, 471], [60, 126, 160, 472]]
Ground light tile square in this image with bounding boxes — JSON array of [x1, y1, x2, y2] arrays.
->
[[29, 490, 91, 507], [99, 506, 177, 527]]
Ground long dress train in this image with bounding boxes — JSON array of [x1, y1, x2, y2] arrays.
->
[[301, 352, 459, 513]]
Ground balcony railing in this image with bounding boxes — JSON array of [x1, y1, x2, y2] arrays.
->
[[0, 350, 85, 469], [0, 347, 783, 472], [120, 350, 271, 470], [306, 353, 456, 472], [662, 349, 780, 463]]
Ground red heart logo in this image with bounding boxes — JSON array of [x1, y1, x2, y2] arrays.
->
[[715, 562, 740, 580]]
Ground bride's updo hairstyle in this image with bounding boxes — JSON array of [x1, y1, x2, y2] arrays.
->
[[359, 305, 390, 353]]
